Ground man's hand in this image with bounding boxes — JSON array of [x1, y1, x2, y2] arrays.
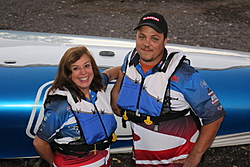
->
[[171, 153, 202, 167], [110, 70, 124, 117], [172, 116, 224, 167], [111, 103, 122, 116]]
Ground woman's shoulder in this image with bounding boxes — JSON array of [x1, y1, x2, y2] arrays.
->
[[45, 96, 70, 115]]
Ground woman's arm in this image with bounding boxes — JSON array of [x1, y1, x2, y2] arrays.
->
[[33, 135, 54, 166]]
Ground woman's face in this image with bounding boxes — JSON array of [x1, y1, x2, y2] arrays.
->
[[70, 54, 94, 94]]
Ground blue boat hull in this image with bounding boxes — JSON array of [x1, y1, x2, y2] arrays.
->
[[0, 30, 249, 158], [1, 66, 249, 158]]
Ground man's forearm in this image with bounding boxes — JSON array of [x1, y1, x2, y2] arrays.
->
[[184, 116, 224, 166], [103, 66, 121, 82], [192, 117, 224, 154], [110, 70, 124, 116]]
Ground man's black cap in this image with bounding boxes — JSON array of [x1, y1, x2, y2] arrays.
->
[[134, 12, 168, 35]]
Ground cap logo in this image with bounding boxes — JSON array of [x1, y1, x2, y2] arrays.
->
[[143, 16, 159, 22]]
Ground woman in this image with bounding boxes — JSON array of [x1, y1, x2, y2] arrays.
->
[[33, 46, 119, 167]]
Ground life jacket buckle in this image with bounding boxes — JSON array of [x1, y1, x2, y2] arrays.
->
[[144, 116, 153, 125], [94, 144, 97, 155], [112, 133, 117, 142], [122, 111, 128, 120]]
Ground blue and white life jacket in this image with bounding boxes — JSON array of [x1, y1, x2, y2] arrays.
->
[[117, 48, 187, 118], [46, 88, 117, 145]]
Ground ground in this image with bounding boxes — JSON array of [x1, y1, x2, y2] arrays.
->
[[0, 0, 249, 52], [0, 0, 249, 166]]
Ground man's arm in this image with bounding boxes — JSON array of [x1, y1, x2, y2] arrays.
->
[[102, 66, 121, 82], [173, 116, 224, 167], [33, 135, 54, 166], [110, 70, 124, 116]]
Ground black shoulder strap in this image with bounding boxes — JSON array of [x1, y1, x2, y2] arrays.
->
[[190, 110, 202, 130], [160, 53, 188, 115], [159, 52, 179, 72], [44, 95, 67, 108], [161, 83, 173, 114], [128, 48, 139, 67]]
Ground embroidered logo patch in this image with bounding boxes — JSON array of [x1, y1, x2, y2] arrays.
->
[[200, 79, 208, 88], [208, 88, 219, 104], [171, 76, 180, 82], [143, 16, 160, 22], [66, 105, 71, 111]]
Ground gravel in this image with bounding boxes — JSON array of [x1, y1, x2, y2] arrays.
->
[[1, 0, 249, 52], [0, 0, 249, 166]]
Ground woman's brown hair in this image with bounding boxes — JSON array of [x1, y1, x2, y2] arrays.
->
[[48, 46, 103, 100]]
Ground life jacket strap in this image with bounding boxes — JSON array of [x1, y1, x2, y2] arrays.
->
[[54, 134, 115, 157], [121, 109, 190, 128]]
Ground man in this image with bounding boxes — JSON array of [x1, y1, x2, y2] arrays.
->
[[111, 12, 225, 167]]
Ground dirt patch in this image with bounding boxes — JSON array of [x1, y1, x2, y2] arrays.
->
[[204, 1, 250, 23], [0, 0, 249, 51]]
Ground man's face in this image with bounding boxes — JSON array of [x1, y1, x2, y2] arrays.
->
[[136, 26, 168, 65]]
